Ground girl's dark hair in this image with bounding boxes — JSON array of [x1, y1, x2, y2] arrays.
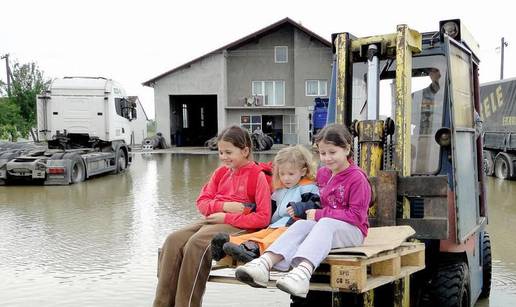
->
[[216, 125, 253, 158], [314, 123, 353, 158]]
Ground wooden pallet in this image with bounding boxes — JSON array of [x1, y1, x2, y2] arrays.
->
[[323, 242, 425, 293], [208, 242, 425, 294]]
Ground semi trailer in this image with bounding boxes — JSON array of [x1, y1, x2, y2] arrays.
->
[[481, 78, 516, 179]]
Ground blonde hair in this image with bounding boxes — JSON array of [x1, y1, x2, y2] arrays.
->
[[272, 145, 316, 189]]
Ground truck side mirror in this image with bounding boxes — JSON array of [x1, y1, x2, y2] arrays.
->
[[131, 108, 137, 120]]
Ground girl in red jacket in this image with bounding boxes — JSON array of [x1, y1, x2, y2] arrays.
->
[[153, 125, 271, 307]]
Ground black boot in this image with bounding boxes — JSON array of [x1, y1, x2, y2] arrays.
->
[[211, 232, 229, 261], [222, 241, 260, 263]]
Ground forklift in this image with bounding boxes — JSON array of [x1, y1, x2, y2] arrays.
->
[[293, 19, 491, 307]]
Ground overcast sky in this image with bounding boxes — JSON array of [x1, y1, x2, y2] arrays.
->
[[2, 0, 514, 119]]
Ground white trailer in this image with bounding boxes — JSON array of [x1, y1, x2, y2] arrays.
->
[[0, 77, 137, 185]]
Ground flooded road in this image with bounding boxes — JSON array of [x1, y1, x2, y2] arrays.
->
[[0, 153, 515, 306]]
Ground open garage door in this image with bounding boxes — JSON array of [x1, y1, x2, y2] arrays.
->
[[170, 95, 218, 146]]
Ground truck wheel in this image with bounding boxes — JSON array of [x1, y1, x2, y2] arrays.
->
[[64, 153, 86, 183], [430, 262, 470, 307], [483, 150, 494, 176], [114, 149, 127, 174], [494, 154, 510, 179], [480, 232, 492, 298]]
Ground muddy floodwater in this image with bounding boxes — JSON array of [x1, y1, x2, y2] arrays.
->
[[0, 153, 515, 306]]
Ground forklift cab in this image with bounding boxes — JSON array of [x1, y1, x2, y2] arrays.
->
[[328, 19, 490, 306]]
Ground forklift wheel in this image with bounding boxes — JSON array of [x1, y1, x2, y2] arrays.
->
[[479, 232, 492, 298], [430, 262, 470, 307]]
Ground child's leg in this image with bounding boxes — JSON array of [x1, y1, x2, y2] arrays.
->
[[292, 218, 363, 269], [266, 220, 317, 271], [230, 228, 276, 253], [174, 223, 241, 307], [256, 227, 288, 253], [275, 218, 362, 298], [220, 228, 277, 263], [235, 221, 316, 288], [211, 229, 247, 261]]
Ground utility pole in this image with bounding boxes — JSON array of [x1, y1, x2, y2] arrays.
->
[[1, 53, 13, 96], [500, 37, 509, 80]]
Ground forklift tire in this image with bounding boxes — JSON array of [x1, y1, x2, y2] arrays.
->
[[430, 262, 470, 307], [64, 153, 86, 183], [479, 231, 492, 298], [494, 154, 510, 179], [483, 150, 494, 176]]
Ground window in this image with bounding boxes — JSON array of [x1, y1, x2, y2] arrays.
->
[[240, 115, 262, 133], [351, 55, 446, 175], [283, 115, 297, 144], [275, 46, 288, 63], [182, 104, 188, 128], [305, 80, 328, 96], [114, 98, 123, 117], [449, 46, 474, 128], [283, 115, 296, 134], [252, 80, 285, 106], [114, 98, 132, 119]]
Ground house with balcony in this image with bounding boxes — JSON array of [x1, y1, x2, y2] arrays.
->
[[142, 17, 332, 146]]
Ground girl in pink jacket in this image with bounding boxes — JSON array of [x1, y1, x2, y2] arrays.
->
[[235, 124, 371, 298]]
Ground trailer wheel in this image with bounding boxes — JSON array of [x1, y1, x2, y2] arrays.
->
[[114, 149, 127, 174], [480, 231, 492, 298], [430, 261, 470, 307], [483, 150, 494, 176], [494, 154, 510, 179], [64, 153, 86, 183]]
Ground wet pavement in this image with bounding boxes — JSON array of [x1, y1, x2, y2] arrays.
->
[[0, 153, 514, 306]]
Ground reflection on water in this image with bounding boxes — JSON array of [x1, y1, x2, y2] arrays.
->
[[476, 178, 516, 307], [0, 154, 515, 306]]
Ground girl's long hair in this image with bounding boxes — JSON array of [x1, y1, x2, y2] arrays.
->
[[216, 125, 253, 159], [313, 123, 353, 159]]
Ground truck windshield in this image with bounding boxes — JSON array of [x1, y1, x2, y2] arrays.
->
[[352, 55, 447, 174]]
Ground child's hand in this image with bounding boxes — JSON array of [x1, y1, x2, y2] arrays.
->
[[223, 202, 244, 213], [206, 212, 226, 224], [306, 209, 316, 221], [287, 206, 296, 218]]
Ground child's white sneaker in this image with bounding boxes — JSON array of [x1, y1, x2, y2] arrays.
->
[[276, 266, 311, 298], [235, 258, 270, 288]]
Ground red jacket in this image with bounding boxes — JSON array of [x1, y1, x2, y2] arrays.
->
[[196, 162, 271, 230]]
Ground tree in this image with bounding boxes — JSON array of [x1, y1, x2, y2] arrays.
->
[[0, 97, 24, 140], [0, 60, 51, 139]]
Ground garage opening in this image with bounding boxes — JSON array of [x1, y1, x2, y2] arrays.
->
[[170, 95, 218, 146]]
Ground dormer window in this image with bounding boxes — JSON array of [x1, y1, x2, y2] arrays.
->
[[275, 46, 288, 63]]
